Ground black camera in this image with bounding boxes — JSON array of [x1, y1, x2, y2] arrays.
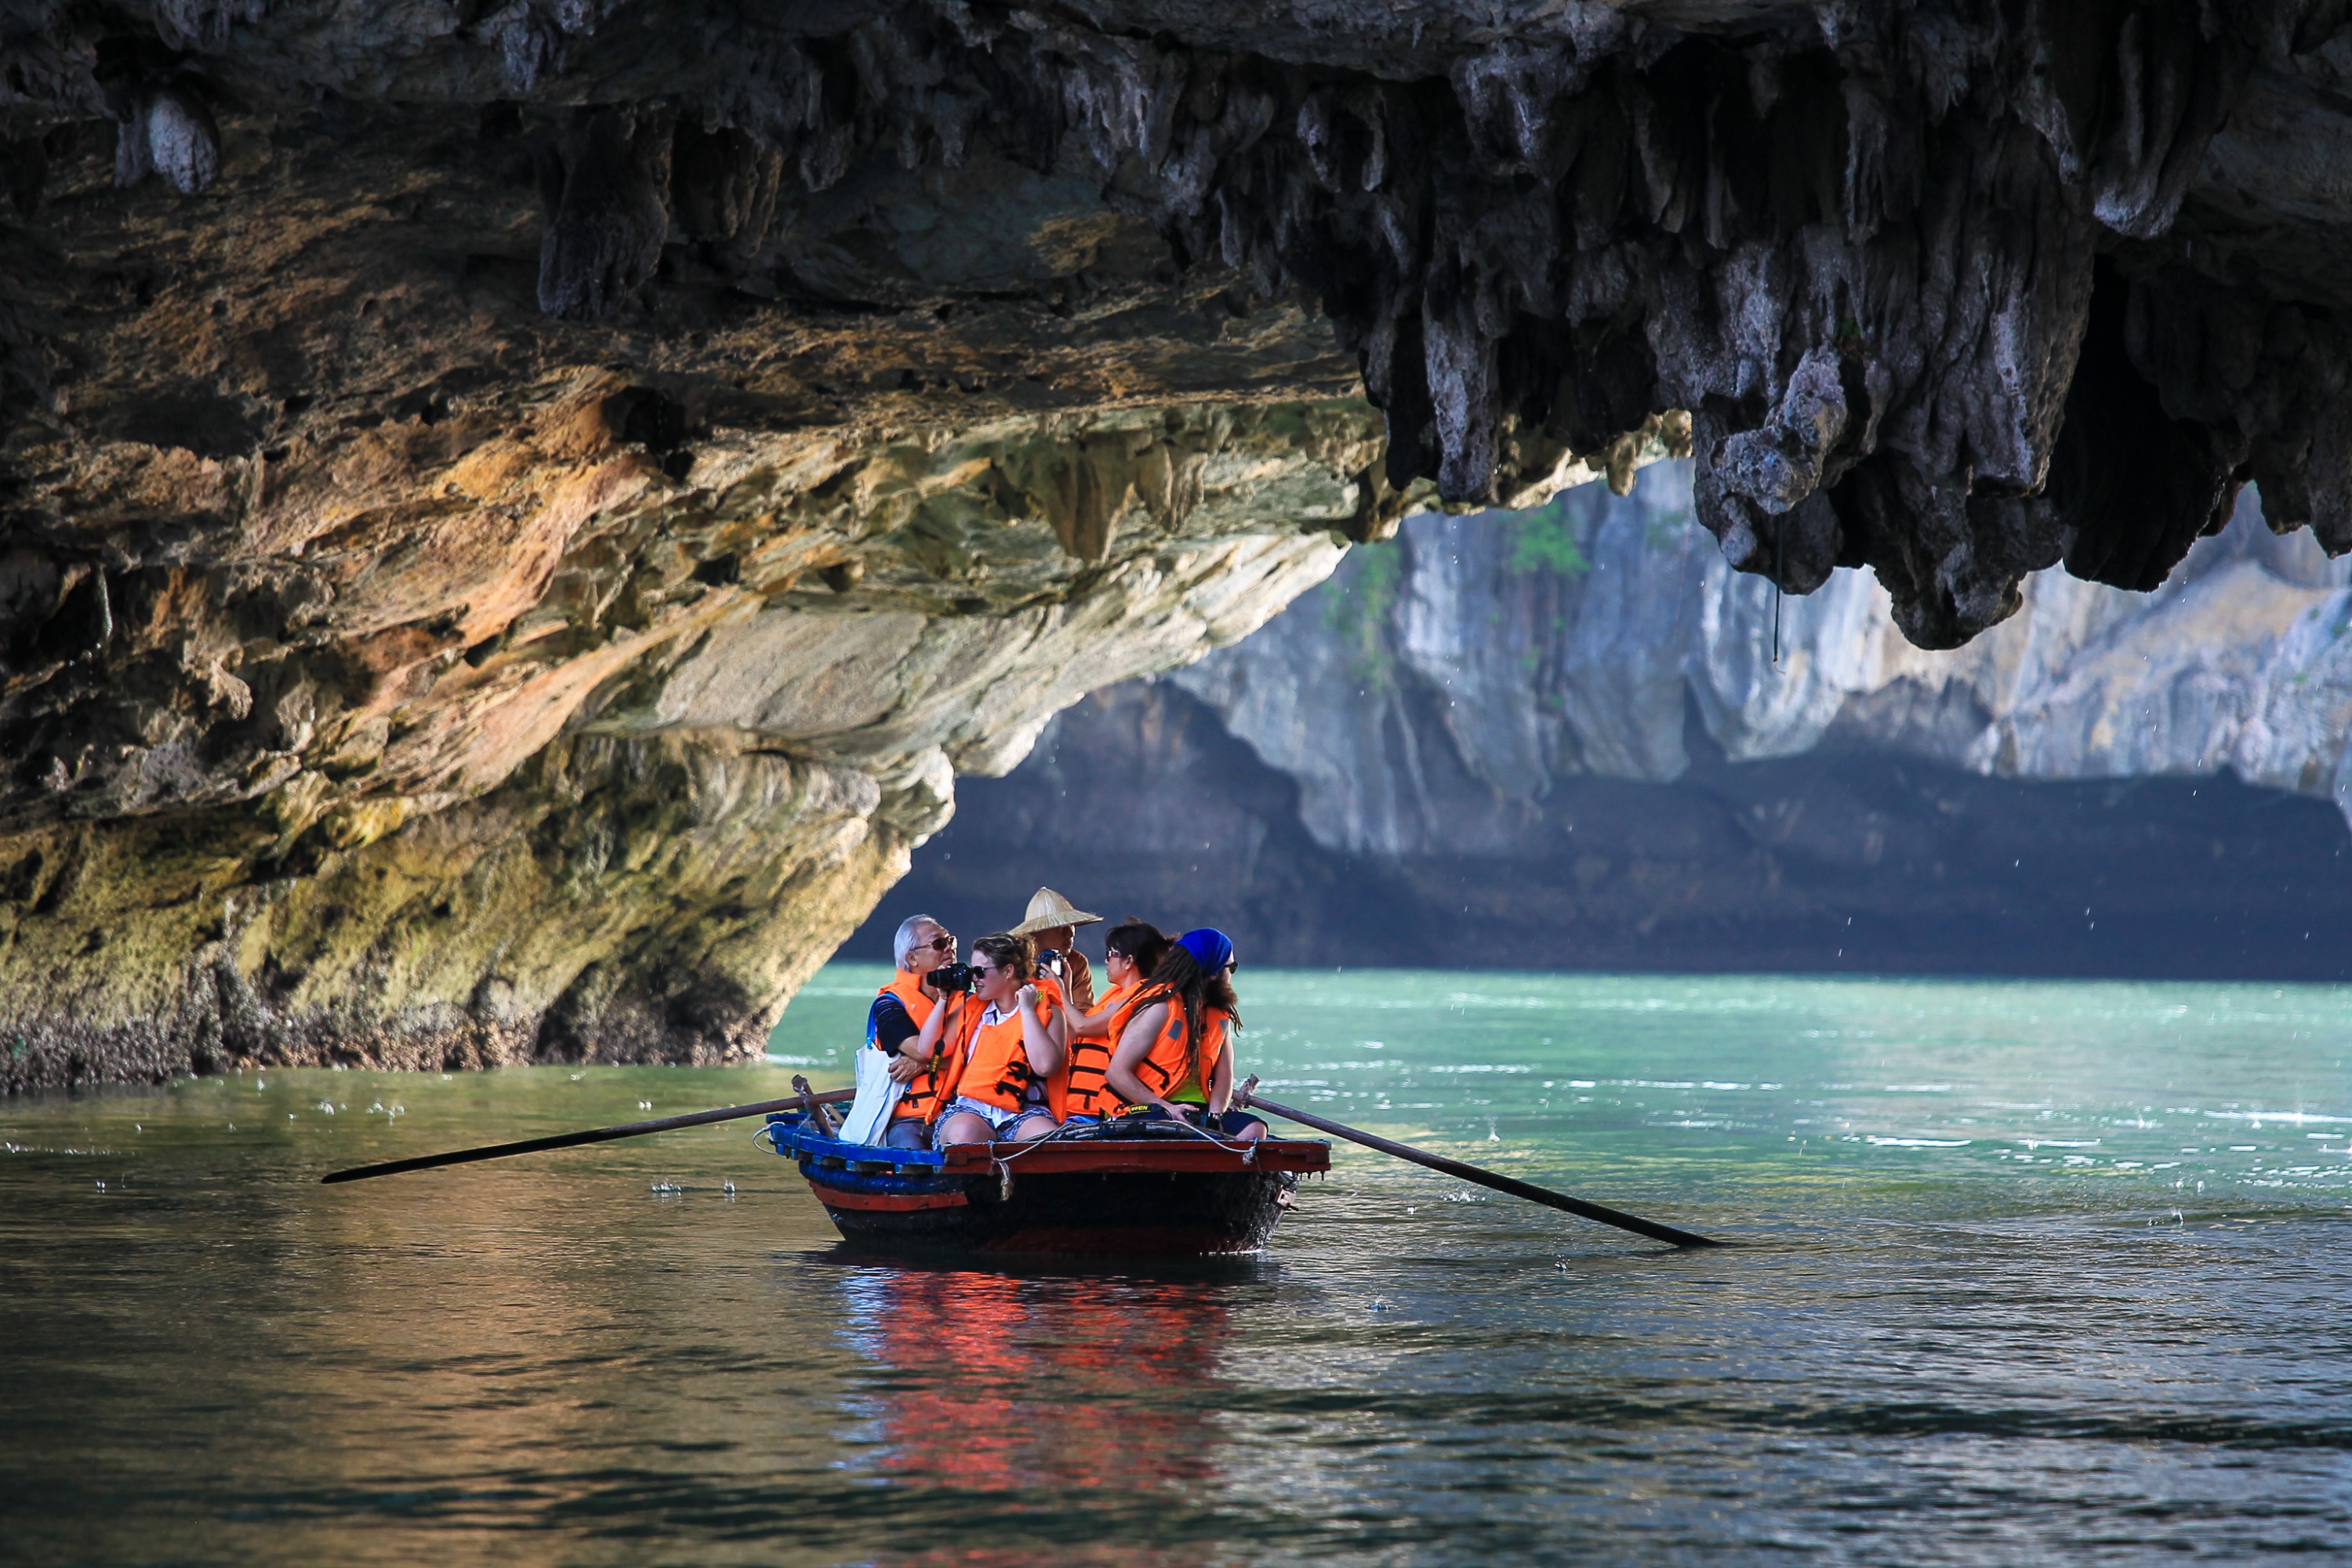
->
[[932, 962, 976, 994], [1036, 948, 1065, 975]]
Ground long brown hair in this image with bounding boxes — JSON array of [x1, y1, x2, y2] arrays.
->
[[1138, 945, 1238, 1086]]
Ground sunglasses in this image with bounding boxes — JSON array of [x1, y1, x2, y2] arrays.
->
[[923, 935, 956, 953]]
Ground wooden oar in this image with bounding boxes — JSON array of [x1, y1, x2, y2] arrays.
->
[[1235, 1076, 1722, 1248], [319, 1088, 854, 1185]]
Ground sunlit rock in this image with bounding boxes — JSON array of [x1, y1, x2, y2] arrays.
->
[[1173, 468, 2352, 856]]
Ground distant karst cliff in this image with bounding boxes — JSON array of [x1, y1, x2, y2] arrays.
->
[[877, 463, 2352, 977], [13, 1, 2352, 1081], [1181, 465, 2352, 851]]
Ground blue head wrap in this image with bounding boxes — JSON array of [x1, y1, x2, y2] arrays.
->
[[1177, 927, 1235, 974]]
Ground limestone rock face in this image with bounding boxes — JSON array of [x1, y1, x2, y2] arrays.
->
[[11, 0, 2352, 1080], [0, 365, 1403, 1088], [0, 96, 1432, 1090], [1175, 466, 2352, 862]]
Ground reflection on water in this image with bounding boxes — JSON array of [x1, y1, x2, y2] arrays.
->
[[831, 1261, 1240, 1566], [839, 1265, 1229, 1493], [4, 968, 2350, 1565]]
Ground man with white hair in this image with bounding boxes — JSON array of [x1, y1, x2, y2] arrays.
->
[[864, 914, 972, 1149]]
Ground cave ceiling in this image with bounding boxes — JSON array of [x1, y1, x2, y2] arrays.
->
[[5, 2, 2352, 648]]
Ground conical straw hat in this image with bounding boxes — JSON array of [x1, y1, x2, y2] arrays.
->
[[1007, 886, 1103, 937]]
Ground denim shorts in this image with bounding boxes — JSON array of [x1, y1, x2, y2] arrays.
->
[[946, 1096, 1054, 1136]]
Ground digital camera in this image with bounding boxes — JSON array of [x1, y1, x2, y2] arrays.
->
[[932, 962, 976, 994]]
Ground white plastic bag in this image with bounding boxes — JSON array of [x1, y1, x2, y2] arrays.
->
[[837, 1045, 906, 1145]]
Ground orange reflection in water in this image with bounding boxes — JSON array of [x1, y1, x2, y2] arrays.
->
[[837, 1263, 1236, 1515]]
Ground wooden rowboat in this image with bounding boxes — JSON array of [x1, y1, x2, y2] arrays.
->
[[764, 1109, 1331, 1255], [322, 1083, 1713, 1252]]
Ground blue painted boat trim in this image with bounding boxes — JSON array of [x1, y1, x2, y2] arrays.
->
[[765, 1111, 964, 1198]]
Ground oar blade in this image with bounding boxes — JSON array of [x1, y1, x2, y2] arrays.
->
[[1238, 1083, 1723, 1248]]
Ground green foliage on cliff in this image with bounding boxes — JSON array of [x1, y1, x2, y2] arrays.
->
[[1323, 539, 1401, 689], [1506, 497, 1592, 578]]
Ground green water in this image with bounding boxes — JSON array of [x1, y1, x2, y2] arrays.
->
[[5, 967, 2349, 1565]]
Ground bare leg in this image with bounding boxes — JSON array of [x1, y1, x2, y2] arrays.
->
[[1213, 1109, 1269, 1143], [1006, 1112, 1058, 1142], [935, 1110, 996, 1145]]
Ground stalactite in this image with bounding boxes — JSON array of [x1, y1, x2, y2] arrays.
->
[[536, 106, 673, 321], [4, 0, 2351, 651], [377, 0, 2325, 648]]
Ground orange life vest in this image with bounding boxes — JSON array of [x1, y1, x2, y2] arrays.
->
[[876, 972, 970, 1123], [1131, 1000, 1230, 1105], [1052, 978, 1144, 1120], [1032, 971, 1069, 1014], [953, 992, 1060, 1113]]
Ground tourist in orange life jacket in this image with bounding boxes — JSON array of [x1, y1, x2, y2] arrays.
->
[[933, 934, 1067, 1145], [1007, 886, 1100, 1018], [1053, 919, 1168, 1123], [1105, 927, 1267, 1142], [868, 914, 975, 1151]]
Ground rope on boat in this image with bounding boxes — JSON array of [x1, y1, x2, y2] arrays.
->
[[1135, 1109, 1257, 1163], [972, 1109, 1258, 1198]]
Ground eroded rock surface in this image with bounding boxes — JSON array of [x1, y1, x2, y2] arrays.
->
[[0, 94, 1454, 1089], [0, 359, 1414, 1087], [11, 0, 2352, 1080], [1176, 466, 2352, 856]]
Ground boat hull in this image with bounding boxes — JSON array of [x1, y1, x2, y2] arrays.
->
[[766, 1112, 1329, 1256]]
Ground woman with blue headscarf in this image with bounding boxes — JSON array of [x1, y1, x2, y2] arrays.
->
[[1105, 927, 1266, 1142]]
